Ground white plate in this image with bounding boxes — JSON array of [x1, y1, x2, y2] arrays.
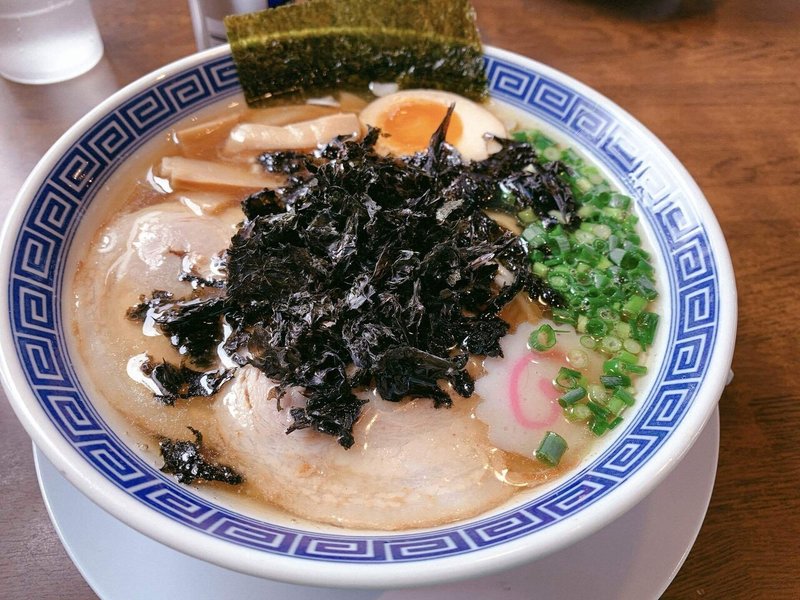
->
[[35, 409, 719, 600]]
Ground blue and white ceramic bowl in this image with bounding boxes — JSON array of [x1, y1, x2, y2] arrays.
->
[[0, 45, 736, 588]]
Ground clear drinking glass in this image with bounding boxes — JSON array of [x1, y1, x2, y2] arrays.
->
[[0, 0, 104, 85]]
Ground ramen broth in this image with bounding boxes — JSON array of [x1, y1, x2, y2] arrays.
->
[[69, 92, 618, 530]]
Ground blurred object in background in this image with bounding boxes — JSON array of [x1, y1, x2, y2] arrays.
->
[[593, 0, 713, 20], [188, 0, 291, 50], [0, 0, 103, 85]]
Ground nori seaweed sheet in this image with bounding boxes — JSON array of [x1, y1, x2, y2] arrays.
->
[[225, 0, 487, 105], [130, 112, 578, 450]]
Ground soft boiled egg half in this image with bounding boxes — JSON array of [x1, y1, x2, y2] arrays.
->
[[359, 89, 508, 162]]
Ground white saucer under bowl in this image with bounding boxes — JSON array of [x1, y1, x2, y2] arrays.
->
[[35, 409, 719, 600]]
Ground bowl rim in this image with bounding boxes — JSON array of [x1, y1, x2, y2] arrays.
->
[[0, 43, 737, 588]]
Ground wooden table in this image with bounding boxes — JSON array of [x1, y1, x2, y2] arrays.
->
[[0, 1, 797, 597]]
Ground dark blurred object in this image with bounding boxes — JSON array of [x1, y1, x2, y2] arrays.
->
[[594, 0, 713, 20], [188, 0, 292, 50]]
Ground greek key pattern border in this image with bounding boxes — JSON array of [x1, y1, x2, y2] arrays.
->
[[7, 52, 718, 562]]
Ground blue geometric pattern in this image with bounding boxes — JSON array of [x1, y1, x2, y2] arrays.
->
[[7, 50, 720, 563]]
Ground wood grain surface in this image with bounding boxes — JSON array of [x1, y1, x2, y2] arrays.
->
[[0, 0, 798, 598]]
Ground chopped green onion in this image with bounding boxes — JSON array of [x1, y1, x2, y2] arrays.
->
[[512, 131, 530, 143], [554, 367, 583, 390], [522, 223, 546, 246], [597, 307, 619, 323], [609, 247, 627, 265], [517, 207, 536, 225], [619, 251, 640, 270], [588, 383, 608, 403], [552, 308, 577, 326], [575, 177, 592, 193], [591, 271, 610, 289], [533, 132, 556, 149], [595, 255, 612, 269], [586, 318, 608, 336], [623, 339, 642, 354], [612, 387, 636, 407], [613, 321, 631, 340], [603, 358, 625, 375], [535, 431, 568, 466], [607, 355, 647, 375], [558, 386, 587, 407], [587, 399, 611, 418], [600, 374, 632, 388], [585, 168, 604, 185], [608, 416, 624, 430], [587, 400, 611, 420], [600, 336, 623, 354], [574, 229, 595, 245], [593, 223, 612, 239], [565, 404, 592, 422], [616, 350, 639, 365], [529, 249, 545, 262], [561, 148, 581, 164], [622, 362, 647, 375], [548, 273, 570, 290], [605, 394, 628, 417], [634, 277, 658, 300], [513, 129, 661, 440], [608, 193, 631, 209], [567, 348, 589, 369], [590, 418, 609, 436], [532, 261, 549, 278], [542, 146, 560, 162], [529, 324, 557, 352], [633, 312, 659, 347], [549, 235, 571, 255], [622, 294, 648, 318]]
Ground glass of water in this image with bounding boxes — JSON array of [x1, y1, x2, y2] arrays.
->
[[0, 0, 104, 85]]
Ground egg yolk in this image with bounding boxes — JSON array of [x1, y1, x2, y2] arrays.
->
[[377, 99, 464, 154]]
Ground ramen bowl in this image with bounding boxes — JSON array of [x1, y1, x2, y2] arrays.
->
[[0, 45, 736, 588]]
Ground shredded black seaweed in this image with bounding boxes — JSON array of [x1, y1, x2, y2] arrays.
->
[[159, 427, 244, 485], [481, 137, 581, 230], [127, 291, 226, 367], [136, 355, 234, 406], [131, 109, 577, 448]]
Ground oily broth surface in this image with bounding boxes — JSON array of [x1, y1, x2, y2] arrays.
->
[[67, 96, 265, 513], [67, 93, 602, 529]]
